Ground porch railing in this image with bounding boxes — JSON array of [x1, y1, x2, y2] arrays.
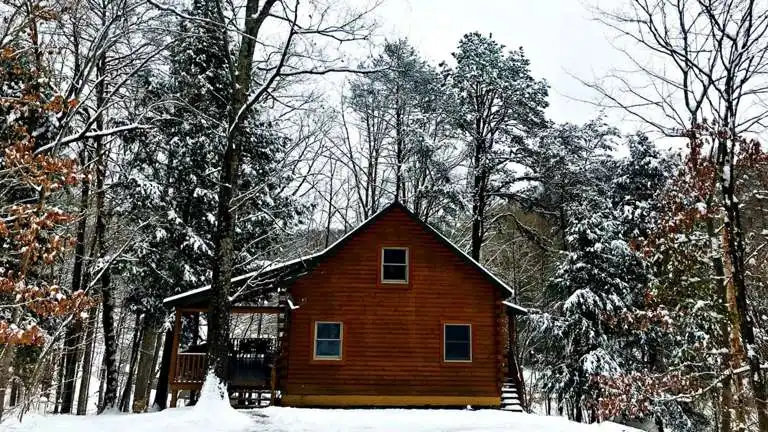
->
[[175, 353, 206, 383], [172, 337, 276, 385]]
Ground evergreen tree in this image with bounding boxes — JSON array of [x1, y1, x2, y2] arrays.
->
[[115, 0, 300, 407], [532, 196, 649, 422], [611, 133, 672, 243]]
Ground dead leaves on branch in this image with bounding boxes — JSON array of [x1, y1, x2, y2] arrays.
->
[[0, 321, 46, 346], [1, 49, 88, 347]]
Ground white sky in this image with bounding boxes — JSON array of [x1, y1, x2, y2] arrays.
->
[[375, 0, 628, 127]]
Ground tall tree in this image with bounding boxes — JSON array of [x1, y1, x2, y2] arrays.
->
[[345, 40, 459, 220], [444, 32, 548, 260], [144, 0, 375, 388]]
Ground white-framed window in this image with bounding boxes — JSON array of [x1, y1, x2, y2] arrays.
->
[[381, 247, 408, 283], [444, 323, 472, 362], [314, 321, 343, 360]]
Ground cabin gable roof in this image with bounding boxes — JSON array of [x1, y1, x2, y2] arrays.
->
[[164, 201, 526, 314]]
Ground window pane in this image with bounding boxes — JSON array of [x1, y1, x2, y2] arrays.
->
[[445, 341, 471, 361], [315, 340, 341, 357], [382, 264, 407, 281], [383, 248, 406, 264], [316, 323, 341, 339], [445, 324, 470, 342]]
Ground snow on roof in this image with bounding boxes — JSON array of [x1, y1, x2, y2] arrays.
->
[[163, 202, 527, 314], [163, 206, 392, 305]]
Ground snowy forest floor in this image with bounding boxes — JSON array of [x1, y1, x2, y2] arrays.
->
[[2, 406, 644, 432]]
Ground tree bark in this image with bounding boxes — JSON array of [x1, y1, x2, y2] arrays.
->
[[394, 80, 403, 203], [61, 147, 91, 414], [152, 329, 173, 410], [0, 339, 17, 421], [207, 0, 278, 385], [119, 314, 143, 412], [132, 317, 159, 412], [59, 320, 83, 414], [93, 126, 116, 413], [9, 380, 18, 407], [53, 348, 64, 414], [718, 132, 768, 431], [470, 167, 487, 260], [98, 265, 118, 413], [76, 296, 99, 414]]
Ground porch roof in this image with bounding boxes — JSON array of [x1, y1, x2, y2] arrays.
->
[[163, 255, 318, 308]]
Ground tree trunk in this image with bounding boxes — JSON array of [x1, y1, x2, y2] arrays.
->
[[394, 81, 403, 203], [152, 329, 173, 410], [132, 317, 159, 412], [76, 306, 99, 414], [94, 138, 116, 412], [0, 341, 17, 421], [99, 270, 118, 413], [60, 320, 84, 414], [9, 380, 18, 407], [470, 168, 486, 261], [707, 214, 735, 432], [717, 133, 768, 431], [61, 148, 91, 414], [53, 348, 64, 414], [207, 0, 276, 386], [721, 375, 734, 432], [119, 314, 143, 412], [90, 20, 118, 413]]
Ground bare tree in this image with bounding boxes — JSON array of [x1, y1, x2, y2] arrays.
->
[[590, 0, 768, 136]]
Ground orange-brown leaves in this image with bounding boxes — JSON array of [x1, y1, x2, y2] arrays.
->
[[0, 322, 46, 346]]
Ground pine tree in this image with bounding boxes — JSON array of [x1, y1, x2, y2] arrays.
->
[[346, 39, 459, 222], [444, 32, 549, 260], [611, 133, 672, 243]]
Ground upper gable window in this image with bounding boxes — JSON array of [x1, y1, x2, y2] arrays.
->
[[381, 247, 408, 283]]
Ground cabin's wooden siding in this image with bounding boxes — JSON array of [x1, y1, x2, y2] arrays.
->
[[283, 207, 502, 403]]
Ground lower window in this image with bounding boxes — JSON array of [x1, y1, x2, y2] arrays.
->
[[444, 323, 471, 362], [314, 321, 342, 360]]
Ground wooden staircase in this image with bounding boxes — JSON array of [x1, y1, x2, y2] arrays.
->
[[500, 379, 525, 412], [228, 388, 274, 408]]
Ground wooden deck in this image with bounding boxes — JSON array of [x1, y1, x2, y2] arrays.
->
[[169, 342, 277, 407]]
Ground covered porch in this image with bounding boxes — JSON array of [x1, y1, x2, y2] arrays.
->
[[162, 258, 318, 408]]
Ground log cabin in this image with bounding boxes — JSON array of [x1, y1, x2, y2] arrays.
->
[[161, 201, 527, 411]]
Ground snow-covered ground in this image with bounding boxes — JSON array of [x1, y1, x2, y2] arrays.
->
[[3, 375, 641, 432], [3, 406, 643, 432]]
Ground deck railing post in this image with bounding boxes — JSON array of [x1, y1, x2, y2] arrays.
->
[[169, 309, 182, 407]]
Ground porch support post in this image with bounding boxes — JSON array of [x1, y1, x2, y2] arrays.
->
[[169, 309, 182, 408]]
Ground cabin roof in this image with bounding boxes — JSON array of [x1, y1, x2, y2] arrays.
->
[[163, 201, 527, 314]]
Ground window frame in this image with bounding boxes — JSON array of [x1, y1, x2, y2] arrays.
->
[[313, 321, 343, 361], [443, 323, 472, 363], [380, 247, 409, 284]]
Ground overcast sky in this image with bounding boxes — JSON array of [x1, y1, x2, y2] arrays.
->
[[374, 0, 629, 127]]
